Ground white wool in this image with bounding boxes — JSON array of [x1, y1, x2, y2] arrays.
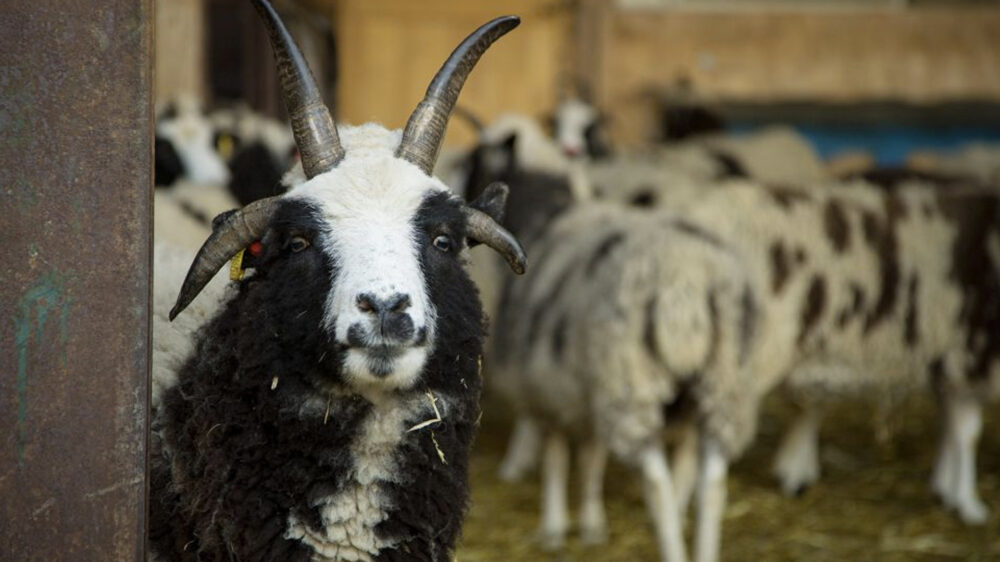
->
[[482, 113, 572, 177], [285, 392, 449, 560], [151, 241, 233, 408], [908, 142, 1000, 185], [698, 126, 828, 186]]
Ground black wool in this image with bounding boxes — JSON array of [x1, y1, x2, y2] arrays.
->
[[155, 135, 185, 187], [227, 142, 288, 206], [151, 195, 489, 561]]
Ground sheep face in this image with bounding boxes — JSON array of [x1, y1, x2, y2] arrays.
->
[[156, 106, 231, 186], [254, 124, 485, 393], [553, 98, 609, 159]]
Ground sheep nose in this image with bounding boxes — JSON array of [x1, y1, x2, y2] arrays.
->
[[357, 293, 415, 341], [357, 293, 411, 315]]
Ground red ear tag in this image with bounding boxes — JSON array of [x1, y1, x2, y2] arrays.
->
[[248, 241, 263, 256]]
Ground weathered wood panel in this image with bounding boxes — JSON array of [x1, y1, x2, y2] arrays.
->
[[156, 0, 207, 104], [587, 4, 1000, 143], [0, 1, 152, 559], [336, 0, 572, 147]]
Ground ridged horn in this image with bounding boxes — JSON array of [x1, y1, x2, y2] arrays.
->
[[251, 0, 343, 178], [464, 207, 526, 275], [396, 16, 520, 174], [169, 197, 282, 320]]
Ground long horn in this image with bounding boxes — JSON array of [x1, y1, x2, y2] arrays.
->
[[169, 197, 282, 320], [396, 16, 520, 174], [464, 207, 526, 275], [251, 0, 343, 177]]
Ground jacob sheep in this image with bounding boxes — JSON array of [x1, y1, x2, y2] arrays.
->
[[491, 202, 759, 562], [150, 4, 525, 560], [495, 176, 1000, 561]]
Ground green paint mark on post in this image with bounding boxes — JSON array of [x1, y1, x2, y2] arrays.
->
[[12, 268, 73, 468]]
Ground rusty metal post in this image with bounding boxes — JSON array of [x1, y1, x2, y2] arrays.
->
[[0, 1, 152, 560]]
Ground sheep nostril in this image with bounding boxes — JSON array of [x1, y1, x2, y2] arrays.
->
[[391, 295, 411, 314], [357, 295, 376, 314]]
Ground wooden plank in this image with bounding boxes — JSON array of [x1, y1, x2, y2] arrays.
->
[[336, 0, 572, 147], [0, 1, 152, 559], [588, 4, 1000, 143]]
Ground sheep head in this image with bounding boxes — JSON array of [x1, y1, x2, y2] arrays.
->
[[169, 0, 524, 393]]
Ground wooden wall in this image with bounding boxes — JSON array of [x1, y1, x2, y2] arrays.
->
[[335, 0, 573, 147], [155, 0, 207, 105], [581, 2, 1000, 143]]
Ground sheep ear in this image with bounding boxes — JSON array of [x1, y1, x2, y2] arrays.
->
[[211, 209, 238, 231], [468, 181, 508, 224], [463, 190, 526, 275], [466, 181, 509, 249], [498, 133, 518, 174]]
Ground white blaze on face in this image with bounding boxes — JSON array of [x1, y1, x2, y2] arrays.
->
[[554, 98, 597, 158], [288, 124, 450, 391]]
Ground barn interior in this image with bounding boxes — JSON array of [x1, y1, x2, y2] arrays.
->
[[3, 0, 1000, 560], [152, 2, 1000, 559]]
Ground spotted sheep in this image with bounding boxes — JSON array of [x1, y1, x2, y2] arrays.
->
[[155, 96, 232, 189], [489, 173, 1000, 562], [149, 3, 526, 560], [665, 178, 1000, 529], [209, 104, 299, 206], [489, 201, 757, 562], [759, 176, 1000, 525]]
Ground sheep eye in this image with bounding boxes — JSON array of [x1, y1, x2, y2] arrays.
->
[[433, 235, 452, 253], [290, 236, 310, 253]]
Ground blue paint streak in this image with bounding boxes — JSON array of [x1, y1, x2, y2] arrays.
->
[[12, 269, 71, 468], [729, 123, 1000, 166]]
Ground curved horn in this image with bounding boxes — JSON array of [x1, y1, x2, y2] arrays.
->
[[464, 207, 526, 275], [396, 16, 520, 174], [251, 0, 343, 177], [169, 197, 282, 320]]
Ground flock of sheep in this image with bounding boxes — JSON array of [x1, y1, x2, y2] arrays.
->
[[444, 99, 1000, 561], [148, 3, 999, 560]]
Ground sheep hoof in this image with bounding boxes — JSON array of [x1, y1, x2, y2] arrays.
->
[[957, 498, 989, 525], [579, 524, 608, 546], [537, 528, 567, 551]]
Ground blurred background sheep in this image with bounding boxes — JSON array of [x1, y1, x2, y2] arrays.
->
[[149, 0, 1000, 560]]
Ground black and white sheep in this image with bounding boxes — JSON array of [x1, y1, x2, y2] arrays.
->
[[490, 201, 757, 562], [150, 4, 526, 560], [674, 179, 1000, 529], [155, 96, 232, 188], [209, 104, 299, 206], [493, 174, 1000, 561], [761, 176, 1000, 524]]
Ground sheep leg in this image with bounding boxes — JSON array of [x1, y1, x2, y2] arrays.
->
[[538, 430, 570, 549], [578, 438, 609, 544], [694, 435, 729, 562], [499, 416, 541, 482], [931, 398, 958, 504], [772, 407, 821, 496], [640, 444, 688, 562], [947, 395, 989, 524], [673, 422, 699, 517]]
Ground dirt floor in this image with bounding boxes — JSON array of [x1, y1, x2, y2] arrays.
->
[[456, 394, 1000, 561]]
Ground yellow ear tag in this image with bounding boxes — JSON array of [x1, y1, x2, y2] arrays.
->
[[229, 248, 246, 281], [217, 133, 235, 160]]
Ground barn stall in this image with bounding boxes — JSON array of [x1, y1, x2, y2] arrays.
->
[[3, 0, 1000, 560]]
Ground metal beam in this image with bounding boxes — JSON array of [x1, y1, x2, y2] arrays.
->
[[0, 1, 152, 559]]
